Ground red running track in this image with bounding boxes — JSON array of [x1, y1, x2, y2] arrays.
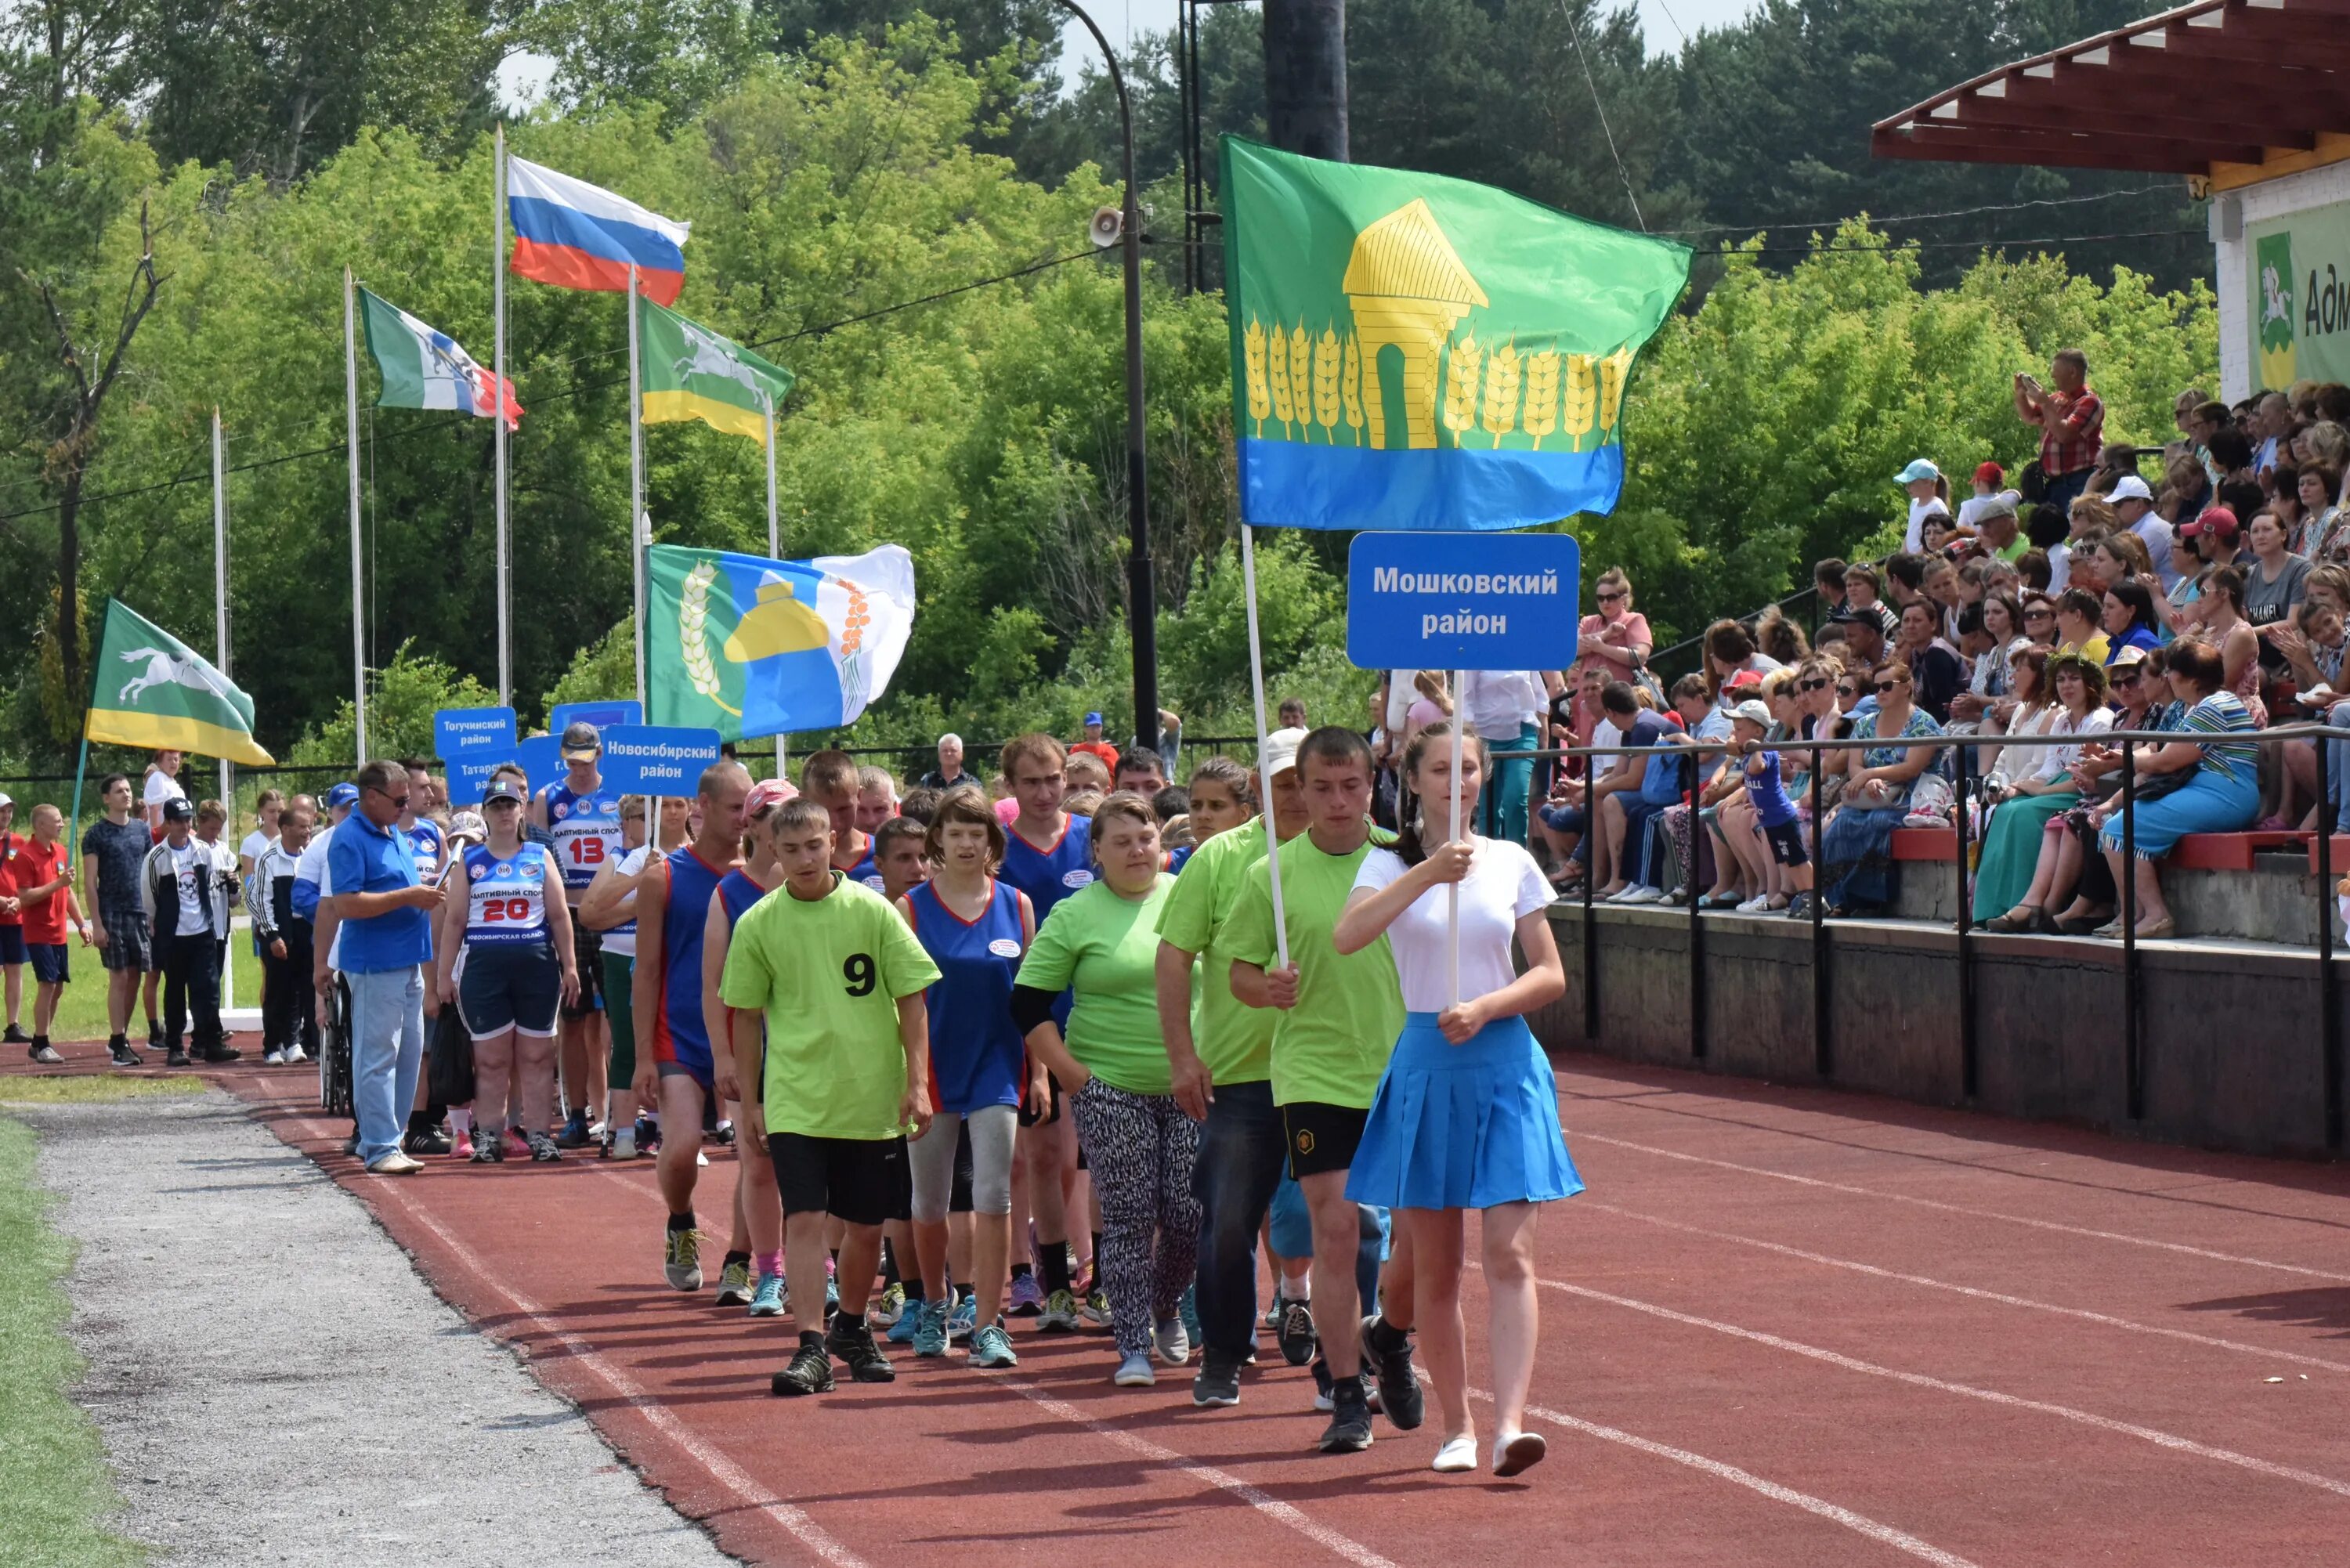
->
[[12, 1040, 2350, 1566]]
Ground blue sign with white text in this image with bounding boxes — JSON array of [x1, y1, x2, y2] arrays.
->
[[1346, 531, 1580, 672], [444, 756, 519, 807], [551, 699, 643, 735], [433, 706, 516, 763], [597, 725, 723, 795]]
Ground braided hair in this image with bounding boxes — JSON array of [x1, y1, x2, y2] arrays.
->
[[1391, 721, 1491, 869]]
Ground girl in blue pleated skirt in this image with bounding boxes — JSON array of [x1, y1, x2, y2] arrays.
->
[[1332, 719, 1575, 1479]]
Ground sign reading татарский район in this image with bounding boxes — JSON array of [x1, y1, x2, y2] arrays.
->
[[1345, 531, 1579, 671]]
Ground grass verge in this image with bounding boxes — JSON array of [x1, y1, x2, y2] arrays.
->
[[0, 1114, 145, 1566], [42, 943, 264, 1045], [0, 1075, 206, 1107]]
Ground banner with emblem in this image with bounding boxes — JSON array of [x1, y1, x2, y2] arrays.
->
[[636, 295, 794, 445], [1220, 135, 1690, 532], [83, 598, 273, 764], [645, 543, 916, 741]]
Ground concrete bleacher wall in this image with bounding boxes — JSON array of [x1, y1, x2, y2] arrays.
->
[[1533, 901, 2341, 1160]]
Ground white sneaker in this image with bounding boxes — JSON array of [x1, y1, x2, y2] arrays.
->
[[1621, 887, 1666, 905], [1493, 1430, 1547, 1477], [1433, 1436, 1478, 1473], [262, 1049, 284, 1065], [284, 1046, 309, 1064], [1734, 894, 1772, 913], [609, 1126, 638, 1161], [1112, 1350, 1156, 1387], [1154, 1316, 1191, 1367]]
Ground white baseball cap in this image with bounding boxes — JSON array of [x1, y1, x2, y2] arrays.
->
[[2106, 475, 2154, 504], [1731, 700, 1773, 728], [1259, 726, 1311, 780], [0, 792, 13, 810]]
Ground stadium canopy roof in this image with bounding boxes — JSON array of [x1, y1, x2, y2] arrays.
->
[[1871, 0, 2350, 192]]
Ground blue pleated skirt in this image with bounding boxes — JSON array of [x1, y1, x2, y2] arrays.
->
[[1345, 1013, 1583, 1211]]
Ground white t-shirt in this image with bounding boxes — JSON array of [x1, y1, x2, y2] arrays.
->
[[166, 840, 211, 934], [2131, 515, 2181, 591], [144, 770, 186, 816], [601, 843, 653, 959], [297, 819, 342, 967], [239, 829, 276, 865], [1354, 837, 1556, 1010]]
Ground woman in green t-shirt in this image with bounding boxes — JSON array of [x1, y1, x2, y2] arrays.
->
[[1012, 793, 1200, 1389]]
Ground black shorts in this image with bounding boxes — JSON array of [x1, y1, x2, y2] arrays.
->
[[562, 918, 603, 1017], [29, 943, 69, 985], [1282, 1100, 1369, 1180], [1762, 819, 1808, 868], [0, 926, 25, 965], [768, 1132, 911, 1227]]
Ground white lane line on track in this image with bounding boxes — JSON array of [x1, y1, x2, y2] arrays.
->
[[998, 1378, 1400, 1568], [1455, 1382, 1983, 1568], [1582, 1199, 2350, 1375], [380, 1186, 869, 1568], [1568, 1122, 2350, 1284], [566, 1135, 1397, 1566], [1541, 1274, 2350, 1501]]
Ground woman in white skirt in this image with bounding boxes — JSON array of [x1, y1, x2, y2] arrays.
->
[[1333, 721, 1576, 1478]]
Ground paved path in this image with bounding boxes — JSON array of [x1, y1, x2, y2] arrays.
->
[[20, 1088, 735, 1566]]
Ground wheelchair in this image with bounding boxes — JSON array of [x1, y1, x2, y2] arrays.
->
[[318, 973, 355, 1119]]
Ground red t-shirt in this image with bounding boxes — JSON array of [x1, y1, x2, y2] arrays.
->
[[12, 837, 70, 944], [1070, 739, 1120, 771], [0, 832, 20, 927]]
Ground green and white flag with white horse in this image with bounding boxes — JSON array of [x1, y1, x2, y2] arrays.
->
[[84, 598, 273, 764]]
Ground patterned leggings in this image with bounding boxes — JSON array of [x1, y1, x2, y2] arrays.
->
[[1068, 1076, 1202, 1356]]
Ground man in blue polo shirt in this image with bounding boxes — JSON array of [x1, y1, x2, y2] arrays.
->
[[327, 760, 444, 1175]]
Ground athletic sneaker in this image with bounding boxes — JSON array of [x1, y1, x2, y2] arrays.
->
[[825, 1274, 840, 1317], [605, 1126, 638, 1162], [887, 1299, 923, 1345], [1154, 1316, 1191, 1367], [3, 1024, 29, 1045], [714, 1259, 753, 1308], [503, 1127, 531, 1160], [406, 1125, 454, 1157], [825, 1315, 895, 1383], [107, 1038, 141, 1068], [553, 1109, 592, 1149], [198, 1045, 241, 1064], [468, 1133, 501, 1164], [146, 1020, 161, 1048], [634, 1115, 662, 1153], [450, 1129, 475, 1160], [663, 1227, 703, 1291], [262, 1048, 284, 1065], [1361, 1316, 1425, 1430], [1319, 1381, 1374, 1453], [1279, 1299, 1318, 1366], [284, 1046, 308, 1065], [749, 1272, 785, 1317], [772, 1338, 834, 1397], [712, 1119, 736, 1147], [526, 1131, 562, 1162], [1007, 1273, 1044, 1317], [165, 1046, 190, 1068], [1179, 1284, 1202, 1349], [1493, 1431, 1547, 1477], [968, 1322, 1018, 1369], [912, 1299, 949, 1358], [1311, 1360, 1378, 1414], [870, 1281, 906, 1328], [1036, 1288, 1081, 1333], [1080, 1288, 1112, 1328], [1263, 1296, 1285, 1331], [31, 1043, 63, 1065], [1191, 1350, 1242, 1408], [946, 1292, 977, 1342], [1112, 1350, 1155, 1387]]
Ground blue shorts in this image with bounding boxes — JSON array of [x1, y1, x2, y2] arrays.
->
[[0, 926, 25, 965], [29, 943, 69, 984], [455, 943, 562, 1039], [1538, 804, 1585, 833]]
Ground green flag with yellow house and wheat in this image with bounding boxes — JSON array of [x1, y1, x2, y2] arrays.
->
[[83, 598, 273, 764], [1221, 135, 1690, 532]]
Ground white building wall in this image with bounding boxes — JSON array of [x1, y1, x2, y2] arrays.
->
[[2214, 159, 2350, 401]]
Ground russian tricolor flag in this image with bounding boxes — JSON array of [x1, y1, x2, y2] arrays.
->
[[507, 155, 690, 305]]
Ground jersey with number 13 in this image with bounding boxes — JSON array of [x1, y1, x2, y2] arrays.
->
[[543, 781, 621, 894]]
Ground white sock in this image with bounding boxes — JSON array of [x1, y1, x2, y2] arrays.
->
[[448, 1107, 472, 1136]]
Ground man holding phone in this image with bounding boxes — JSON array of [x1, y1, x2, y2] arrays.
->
[[2016, 349, 2105, 516]]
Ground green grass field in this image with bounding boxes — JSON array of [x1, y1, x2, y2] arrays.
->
[[38, 942, 266, 1046], [0, 1078, 188, 1566]]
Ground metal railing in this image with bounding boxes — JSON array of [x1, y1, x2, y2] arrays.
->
[[1535, 721, 2345, 1151]]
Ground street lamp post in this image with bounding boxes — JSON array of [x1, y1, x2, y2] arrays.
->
[[1056, 0, 1158, 752]]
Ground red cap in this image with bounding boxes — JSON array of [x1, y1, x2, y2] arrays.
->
[[1726, 669, 1765, 690], [2181, 506, 2239, 541], [743, 778, 798, 816], [1974, 461, 2005, 486]]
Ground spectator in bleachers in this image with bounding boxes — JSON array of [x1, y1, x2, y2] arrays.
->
[[1754, 604, 1810, 667], [1892, 599, 1965, 723], [1817, 660, 1944, 917], [1577, 567, 1653, 682], [2014, 349, 2104, 515], [1841, 562, 1898, 636], [1979, 654, 2110, 928], [2091, 639, 2260, 939], [2241, 508, 2312, 663], [2102, 580, 2164, 667], [1813, 558, 1849, 616], [2052, 587, 2110, 666]]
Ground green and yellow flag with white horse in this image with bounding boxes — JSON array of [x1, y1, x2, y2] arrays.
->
[[84, 598, 273, 764]]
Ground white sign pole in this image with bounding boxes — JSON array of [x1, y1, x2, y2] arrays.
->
[[493, 124, 512, 707], [214, 408, 235, 1016], [1240, 522, 1289, 967], [628, 264, 647, 710], [1448, 670, 1465, 1009], [765, 403, 780, 561], [343, 266, 367, 764]]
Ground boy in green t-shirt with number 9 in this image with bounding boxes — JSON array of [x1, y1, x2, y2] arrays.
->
[[720, 798, 942, 1397]]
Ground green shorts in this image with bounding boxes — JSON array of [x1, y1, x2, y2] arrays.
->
[[602, 951, 636, 1090]]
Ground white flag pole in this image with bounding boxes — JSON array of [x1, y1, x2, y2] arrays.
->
[[494, 122, 512, 708], [764, 402, 779, 561], [1239, 522, 1289, 969], [344, 266, 367, 764], [628, 264, 646, 709], [214, 406, 234, 1015], [1448, 670, 1465, 1010]]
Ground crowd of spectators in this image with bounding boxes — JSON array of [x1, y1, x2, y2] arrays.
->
[[1506, 349, 2345, 940]]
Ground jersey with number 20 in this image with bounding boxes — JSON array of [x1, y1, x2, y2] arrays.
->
[[543, 781, 621, 894]]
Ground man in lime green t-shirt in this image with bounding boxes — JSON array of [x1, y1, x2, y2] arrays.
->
[[721, 799, 940, 1398], [1224, 728, 1419, 1453], [1155, 734, 1301, 1407]]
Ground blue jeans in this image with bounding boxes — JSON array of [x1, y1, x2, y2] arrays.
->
[[1477, 722, 1538, 844], [349, 966, 425, 1167], [1191, 1080, 1288, 1360], [2329, 709, 2350, 824]]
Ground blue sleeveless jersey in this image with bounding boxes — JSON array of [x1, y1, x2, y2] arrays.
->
[[543, 781, 622, 892], [651, 845, 729, 1078], [998, 815, 1093, 923], [907, 880, 1027, 1114], [461, 843, 555, 946]]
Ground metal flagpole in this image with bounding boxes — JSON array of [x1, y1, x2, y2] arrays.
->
[[214, 409, 234, 1013], [1448, 670, 1465, 1007], [765, 403, 779, 560], [628, 264, 646, 708], [344, 266, 367, 764], [1239, 523, 1289, 967], [494, 122, 512, 707]]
